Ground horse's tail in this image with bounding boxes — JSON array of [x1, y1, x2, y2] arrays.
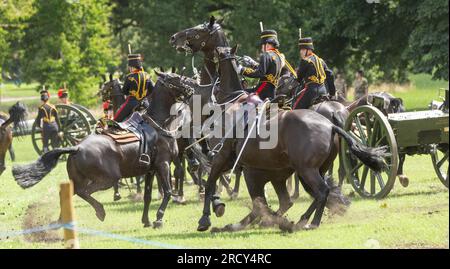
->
[[332, 125, 388, 172], [12, 147, 79, 189]]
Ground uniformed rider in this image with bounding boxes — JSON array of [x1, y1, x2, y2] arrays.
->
[[293, 37, 336, 109], [237, 30, 290, 100], [113, 54, 154, 122]]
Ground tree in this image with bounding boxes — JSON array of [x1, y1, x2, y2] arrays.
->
[[0, 0, 34, 84], [21, 0, 119, 105]]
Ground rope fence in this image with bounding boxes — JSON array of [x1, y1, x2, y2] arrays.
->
[[0, 181, 187, 249]]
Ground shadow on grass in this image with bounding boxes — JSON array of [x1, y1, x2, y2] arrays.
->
[[345, 188, 448, 202], [139, 227, 283, 242]]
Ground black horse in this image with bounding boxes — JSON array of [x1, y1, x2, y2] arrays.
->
[[188, 46, 388, 232], [12, 71, 193, 228], [170, 16, 244, 199], [0, 102, 27, 175]]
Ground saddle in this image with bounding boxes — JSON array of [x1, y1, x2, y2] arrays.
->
[[102, 112, 158, 166]]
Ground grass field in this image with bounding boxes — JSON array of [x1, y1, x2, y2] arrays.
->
[[0, 74, 448, 249]]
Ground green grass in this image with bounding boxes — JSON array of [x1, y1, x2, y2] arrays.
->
[[0, 82, 41, 98], [0, 73, 448, 249], [374, 74, 449, 111], [0, 137, 448, 249]]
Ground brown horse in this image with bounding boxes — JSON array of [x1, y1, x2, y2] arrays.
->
[[0, 102, 27, 176], [192, 46, 387, 232], [12, 72, 193, 228], [278, 74, 409, 190]]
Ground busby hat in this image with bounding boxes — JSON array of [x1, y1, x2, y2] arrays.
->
[[128, 53, 143, 69], [40, 89, 49, 101], [298, 37, 314, 50], [58, 88, 68, 98], [260, 30, 280, 48]]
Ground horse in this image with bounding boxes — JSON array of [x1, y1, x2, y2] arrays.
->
[[276, 75, 409, 193], [0, 102, 27, 175], [190, 46, 388, 233], [12, 71, 193, 228], [170, 16, 243, 199], [98, 76, 146, 200]]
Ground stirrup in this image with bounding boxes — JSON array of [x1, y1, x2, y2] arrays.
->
[[139, 154, 151, 166]]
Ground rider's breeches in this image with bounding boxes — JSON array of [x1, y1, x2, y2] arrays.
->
[[113, 96, 139, 122], [293, 83, 327, 109], [248, 82, 276, 101]]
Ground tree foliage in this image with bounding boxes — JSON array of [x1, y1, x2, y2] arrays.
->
[[21, 0, 119, 105], [0, 0, 448, 105]]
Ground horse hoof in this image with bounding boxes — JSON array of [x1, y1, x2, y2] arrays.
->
[[231, 192, 239, 200], [173, 196, 186, 205], [153, 220, 163, 229], [303, 224, 318, 230], [214, 204, 225, 217], [143, 222, 151, 228], [398, 175, 409, 188], [290, 193, 299, 201], [197, 216, 211, 232], [114, 193, 122, 202], [96, 211, 106, 222]]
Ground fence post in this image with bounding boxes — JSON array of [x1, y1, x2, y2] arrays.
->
[[59, 181, 79, 249]]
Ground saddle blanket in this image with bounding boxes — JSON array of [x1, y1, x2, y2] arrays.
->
[[103, 130, 140, 144]]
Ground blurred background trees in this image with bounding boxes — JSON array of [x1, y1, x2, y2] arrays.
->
[[1, 0, 448, 105]]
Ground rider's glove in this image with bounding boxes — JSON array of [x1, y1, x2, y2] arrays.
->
[[242, 55, 259, 68], [237, 65, 245, 75]]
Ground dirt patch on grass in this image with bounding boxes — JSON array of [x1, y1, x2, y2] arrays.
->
[[22, 202, 62, 243]]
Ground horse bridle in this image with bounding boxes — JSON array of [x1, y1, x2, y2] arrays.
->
[[182, 23, 222, 54], [158, 76, 194, 103]]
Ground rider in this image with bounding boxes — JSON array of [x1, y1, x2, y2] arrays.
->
[[293, 37, 336, 109], [238, 30, 290, 101], [35, 89, 62, 153], [113, 53, 154, 122]]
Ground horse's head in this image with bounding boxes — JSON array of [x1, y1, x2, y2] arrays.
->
[[154, 70, 194, 103], [388, 97, 405, 113], [170, 16, 225, 54], [99, 76, 122, 102], [1, 102, 28, 136], [276, 74, 300, 97], [368, 92, 405, 114]]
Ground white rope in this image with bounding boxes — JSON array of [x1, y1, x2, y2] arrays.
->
[[227, 100, 270, 179]]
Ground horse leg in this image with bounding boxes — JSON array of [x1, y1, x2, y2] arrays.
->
[[197, 148, 231, 232], [141, 171, 155, 227], [153, 161, 172, 228], [211, 168, 269, 233], [296, 169, 330, 230], [338, 147, 346, 187], [290, 173, 300, 200], [173, 155, 186, 204], [113, 182, 121, 201], [231, 165, 242, 200], [136, 176, 142, 194], [397, 154, 409, 187], [8, 144, 15, 162], [197, 166, 205, 201], [272, 179, 294, 216]]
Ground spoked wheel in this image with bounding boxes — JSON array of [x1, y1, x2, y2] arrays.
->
[[430, 144, 449, 188], [72, 104, 97, 128], [341, 105, 399, 199], [56, 104, 92, 147]]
